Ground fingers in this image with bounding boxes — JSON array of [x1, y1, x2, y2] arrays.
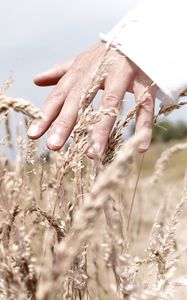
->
[[133, 72, 157, 153], [46, 78, 100, 151], [27, 70, 78, 139], [87, 59, 135, 159], [34, 59, 74, 86]]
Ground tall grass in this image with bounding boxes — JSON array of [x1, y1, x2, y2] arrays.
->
[[0, 71, 187, 300]]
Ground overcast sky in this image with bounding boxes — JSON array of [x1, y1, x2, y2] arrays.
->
[[0, 0, 187, 122], [0, 0, 137, 98]]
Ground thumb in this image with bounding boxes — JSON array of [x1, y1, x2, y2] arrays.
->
[[34, 59, 74, 86]]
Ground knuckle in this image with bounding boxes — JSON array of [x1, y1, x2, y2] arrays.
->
[[72, 54, 86, 72], [71, 64, 83, 74], [54, 117, 71, 131], [143, 120, 153, 129], [102, 93, 120, 108], [141, 97, 154, 111], [49, 87, 66, 102], [71, 85, 84, 97], [95, 127, 109, 138], [137, 118, 152, 130], [72, 51, 92, 74]]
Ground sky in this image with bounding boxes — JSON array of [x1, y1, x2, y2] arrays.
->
[[0, 0, 187, 126], [0, 0, 137, 99]]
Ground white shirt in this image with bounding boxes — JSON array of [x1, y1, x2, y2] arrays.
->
[[100, 0, 187, 107]]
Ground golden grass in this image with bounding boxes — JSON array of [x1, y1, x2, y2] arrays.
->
[[0, 68, 187, 300]]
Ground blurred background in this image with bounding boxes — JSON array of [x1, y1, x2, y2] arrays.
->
[[0, 0, 138, 102], [1, 0, 187, 149]]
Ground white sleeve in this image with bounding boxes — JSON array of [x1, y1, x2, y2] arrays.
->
[[100, 0, 187, 107]]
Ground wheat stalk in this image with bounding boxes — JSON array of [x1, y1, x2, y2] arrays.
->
[[0, 94, 42, 119], [150, 142, 187, 185]]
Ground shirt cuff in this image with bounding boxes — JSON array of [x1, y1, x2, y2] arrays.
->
[[100, 0, 187, 107]]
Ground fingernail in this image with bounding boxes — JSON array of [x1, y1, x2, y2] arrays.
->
[[47, 134, 62, 147], [27, 124, 42, 137], [88, 143, 102, 156], [35, 71, 50, 77]]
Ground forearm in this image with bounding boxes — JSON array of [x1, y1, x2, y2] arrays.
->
[[100, 0, 187, 107]]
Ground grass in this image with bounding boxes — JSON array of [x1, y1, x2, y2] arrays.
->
[[142, 138, 187, 180], [0, 73, 187, 300]]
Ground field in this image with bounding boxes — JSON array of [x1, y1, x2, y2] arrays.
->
[[0, 78, 187, 300]]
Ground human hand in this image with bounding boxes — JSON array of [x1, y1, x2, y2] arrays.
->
[[27, 42, 157, 158]]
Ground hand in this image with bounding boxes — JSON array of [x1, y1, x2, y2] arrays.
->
[[27, 42, 157, 158]]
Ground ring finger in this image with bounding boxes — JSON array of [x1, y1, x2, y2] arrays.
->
[[87, 58, 135, 159]]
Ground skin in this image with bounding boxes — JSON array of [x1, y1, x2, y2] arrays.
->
[[27, 42, 158, 158]]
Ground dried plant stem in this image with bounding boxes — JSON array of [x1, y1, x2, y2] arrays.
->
[[126, 153, 145, 234], [150, 142, 187, 184], [155, 101, 187, 122], [54, 131, 147, 275], [0, 95, 42, 119]]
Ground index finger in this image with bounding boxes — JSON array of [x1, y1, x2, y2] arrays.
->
[[27, 69, 78, 139], [46, 76, 101, 150]]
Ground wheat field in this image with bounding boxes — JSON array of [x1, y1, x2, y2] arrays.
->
[[0, 73, 187, 300]]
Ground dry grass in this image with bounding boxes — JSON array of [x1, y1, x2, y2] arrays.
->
[[0, 66, 187, 300]]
